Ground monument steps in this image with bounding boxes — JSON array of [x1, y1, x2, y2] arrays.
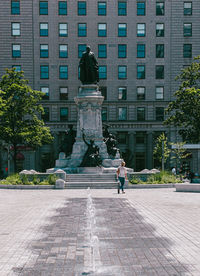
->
[[65, 173, 118, 189]]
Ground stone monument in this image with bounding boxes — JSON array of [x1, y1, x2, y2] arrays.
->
[[50, 46, 122, 173]]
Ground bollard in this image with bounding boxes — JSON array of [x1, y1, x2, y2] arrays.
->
[[55, 179, 65, 189]]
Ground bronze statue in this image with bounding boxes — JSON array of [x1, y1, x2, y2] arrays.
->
[[103, 124, 119, 157], [79, 46, 99, 85], [60, 125, 76, 156], [80, 129, 102, 167]]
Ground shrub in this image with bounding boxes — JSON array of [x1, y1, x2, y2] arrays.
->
[[0, 174, 22, 185], [130, 171, 182, 184], [47, 174, 58, 185]]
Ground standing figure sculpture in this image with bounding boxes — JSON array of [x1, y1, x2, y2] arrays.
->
[[79, 46, 99, 85], [80, 129, 102, 167]]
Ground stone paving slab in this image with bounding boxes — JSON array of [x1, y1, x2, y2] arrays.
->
[[0, 189, 199, 275]]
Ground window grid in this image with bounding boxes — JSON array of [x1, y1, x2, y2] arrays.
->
[[118, 66, 127, 79], [137, 44, 145, 58], [78, 23, 87, 36], [98, 23, 107, 36], [99, 65, 107, 79], [118, 87, 127, 100], [40, 65, 49, 79], [137, 65, 145, 79], [12, 44, 21, 58], [59, 65, 68, 79], [78, 1, 86, 15], [137, 23, 145, 37], [58, 1, 67, 15], [102, 107, 107, 121], [118, 23, 127, 37], [59, 45, 68, 58], [59, 23, 68, 37], [118, 2, 127, 16], [156, 44, 164, 58], [11, 0, 20, 14], [137, 87, 145, 100], [118, 44, 127, 58], [137, 107, 145, 121], [98, 2, 106, 15], [41, 87, 49, 100], [156, 2, 165, 15], [156, 107, 164, 121], [12, 23, 20, 36], [98, 44, 107, 58], [60, 107, 68, 122], [156, 87, 164, 100], [156, 65, 164, 79], [40, 44, 48, 58], [184, 23, 192, 36], [184, 2, 192, 15], [156, 23, 164, 37], [137, 2, 145, 16], [78, 44, 86, 58], [118, 107, 127, 121], [183, 44, 192, 58], [40, 23, 48, 36], [60, 87, 68, 100], [39, 1, 48, 15]]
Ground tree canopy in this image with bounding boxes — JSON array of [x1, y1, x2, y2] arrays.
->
[[164, 56, 200, 143], [0, 68, 53, 172]]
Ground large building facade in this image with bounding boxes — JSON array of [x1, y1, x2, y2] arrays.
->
[[0, 0, 199, 172]]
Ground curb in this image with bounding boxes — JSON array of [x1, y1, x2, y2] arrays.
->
[[0, 185, 54, 189]]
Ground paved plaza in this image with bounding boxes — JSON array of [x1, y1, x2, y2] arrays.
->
[[0, 188, 200, 276]]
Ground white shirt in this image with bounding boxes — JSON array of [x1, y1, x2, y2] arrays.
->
[[118, 166, 127, 177]]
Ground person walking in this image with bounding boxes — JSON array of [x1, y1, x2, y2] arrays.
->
[[117, 161, 127, 194]]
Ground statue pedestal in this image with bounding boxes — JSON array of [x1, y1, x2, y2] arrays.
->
[[54, 84, 122, 170]]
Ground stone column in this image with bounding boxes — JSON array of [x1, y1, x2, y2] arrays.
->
[[128, 131, 135, 169], [147, 131, 153, 169]]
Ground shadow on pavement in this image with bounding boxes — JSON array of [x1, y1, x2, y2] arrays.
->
[[13, 197, 191, 276]]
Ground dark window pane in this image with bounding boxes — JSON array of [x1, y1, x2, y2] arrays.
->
[[98, 23, 106, 36], [11, 0, 20, 14], [42, 107, 50, 121], [118, 23, 127, 37], [183, 44, 192, 58], [137, 87, 145, 100], [118, 87, 127, 100], [78, 23, 87, 36], [99, 66, 107, 79], [98, 44, 107, 58], [60, 107, 68, 121], [156, 2, 164, 15], [100, 86, 107, 99], [40, 45, 48, 58], [137, 107, 145, 121], [98, 2, 106, 15], [137, 23, 145, 36], [137, 2, 145, 15], [102, 108, 107, 121], [156, 44, 164, 58], [60, 87, 68, 100], [78, 1, 86, 15], [184, 2, 192, 15], [78, 44, 86, 58], [118, 2, 127, 15], [40, 65, 49, 79], [184, 23, 192, 36], [118, 107, 127, 120], [156, 65, 164, 79], [156, 107, 164, 121], [59, 1, 67, 15], [137, 44, 145, 58], [118, 66, 127, 79], [137, 65, 145, 79], [40, 1, 48, 15], [156, 23, 164, 37], [118, 44, 127, 58], [40, 23, 48, 36], [41, 87, 49, 100], [59, 66, 68, 79]]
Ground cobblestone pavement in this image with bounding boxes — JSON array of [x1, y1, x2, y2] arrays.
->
[[0, 188, 200, 276]]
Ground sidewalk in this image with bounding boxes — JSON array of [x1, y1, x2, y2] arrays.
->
[[0, 188, 199, 275]]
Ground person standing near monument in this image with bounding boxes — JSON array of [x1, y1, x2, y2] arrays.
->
[[117, 161, 127, 194], [79, 46, 99, 84]]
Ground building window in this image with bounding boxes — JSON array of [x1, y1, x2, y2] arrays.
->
[[118, 66, 127, 79], [59, 65, 68, 79], [78, 44, 86, 58], [12, 44, 21, 58], [99, 66, 107, 79], [137, 65, 145, 79], [118, 2, 127, 16], [78, 1, 86, 15], [118, 23, 127, 37], [60, 107, 68, 122], [137, 2, 145, 16], [42, 107, 50, 121], [136, 132, 145, 144], [156, 44, 164, 58], [98, 44, 107, 58], [137, 107, 145, 121], [137, 23, 145, 37], [102, 107, 107, 121], [11, 23, 20, 36], [184, 2, 192, 15], [59, 1, 67, 15], [184, 23, 192, 36], [40, 44, 48, 58], [40, 23, 48, 36], [98, 23, 106, 36], [155, 86, 164, 100], [118, 107, 127, 121], [60, 87, 68, 100], [40, 65, 49, 79], [59, 45, 68, 58], [183, 44, 192, 58], [156, 65, 164, 79], [39, 1, 48, 15], [12, 65, 21, 72], [118, 87, 127, 100], [118, 44, 127, 58], [98, 2, 106, 15], [78, 23, 87, 36], [137, 44, 145, 58], [156, 23, 164, 37], [41, 87, 49, 100], [156, 2, 164, 15], [100, 86, 107, 100], [59, 23, 68, 36], [137, 87, 145, 100], [156, 107, 164, 121], [11, 0, 20, 15]]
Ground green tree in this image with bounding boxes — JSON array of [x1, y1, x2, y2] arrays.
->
[[165, 56, 200, 143], [153, 133, 171, 170], [170, 141, 190, 169], [0, 68, 53, 172]]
